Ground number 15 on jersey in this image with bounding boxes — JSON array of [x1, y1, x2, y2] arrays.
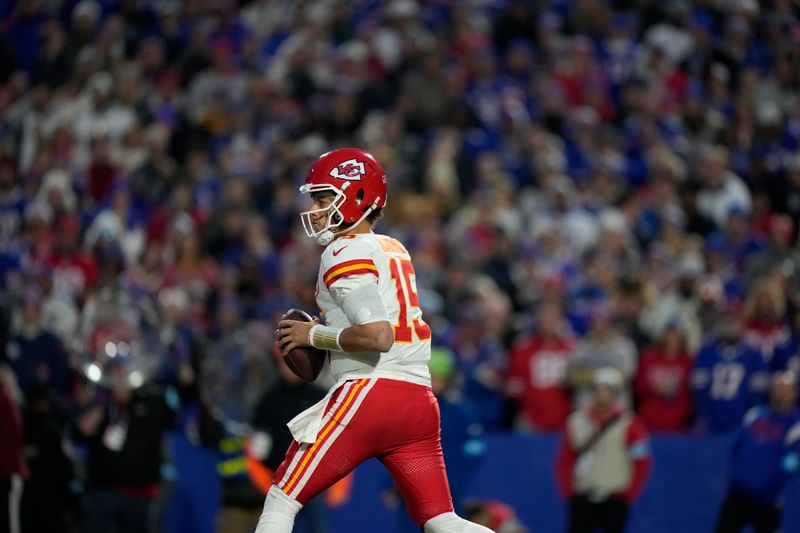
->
[[389, 258, 431, 343]]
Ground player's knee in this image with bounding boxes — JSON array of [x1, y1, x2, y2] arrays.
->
[[254, 485, 303, 533], [423, 511, 496, 533]]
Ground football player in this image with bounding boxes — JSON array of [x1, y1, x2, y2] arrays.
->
[[257, 149, 493, 532]]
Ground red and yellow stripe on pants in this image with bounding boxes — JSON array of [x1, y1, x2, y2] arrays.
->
[[275, 379, 374, 499]]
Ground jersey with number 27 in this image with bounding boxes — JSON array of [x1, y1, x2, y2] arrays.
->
[[316, 233, 432, 386]]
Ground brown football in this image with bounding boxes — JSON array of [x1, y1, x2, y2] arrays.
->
[[281, 308, 326, 382]]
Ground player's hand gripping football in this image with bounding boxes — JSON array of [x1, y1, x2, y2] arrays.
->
[[275, 313, 320, 356]]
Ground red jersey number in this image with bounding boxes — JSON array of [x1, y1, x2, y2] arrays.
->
[[389, 258, 431, 343]]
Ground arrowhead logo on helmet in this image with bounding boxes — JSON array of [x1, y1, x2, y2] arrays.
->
[[329, 159, 366, 181]]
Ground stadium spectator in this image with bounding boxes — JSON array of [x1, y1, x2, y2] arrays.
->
[[742, 215, 798, 292], [70, 378, 177, 533], [772, 308, 800, 380], [507, 301, 575, 431], [709, 206, 768, 272], [695, 145, 752, 230], [19, 384, 76, 532], [45, 214, 99, 302], [742, 278, 791, 367], [3, 287, 70, 401], [30, 261, 80, 345], [0, 365, 27, 533], [443, 304, 508, 430], [715, 371, 800, 533], [567, 301, 637, 410], [639, 253, 704, 355], [691, 306, 770, 433], [634, 323, 694, 431], [556, 367, 652, 533]]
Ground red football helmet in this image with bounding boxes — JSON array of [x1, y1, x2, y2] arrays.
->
[[299, 148, 387, 245]]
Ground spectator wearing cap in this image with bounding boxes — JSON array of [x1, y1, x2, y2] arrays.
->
[[567, 300, 637, 410], [643, 0, 694, 66], [556, 367, 652, 533], [715, 371, 800, 533], [634, 322, 694, 431], [66, 1, 102, 62], [691, 306, 770, 433], [72, 72, 136, 150], [696, 145, 752, 230], [84, 183, 145, 266], [507, 301, 575, 431]]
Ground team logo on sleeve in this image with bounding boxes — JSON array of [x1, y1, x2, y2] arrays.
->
[[329, 159, 366, 181]]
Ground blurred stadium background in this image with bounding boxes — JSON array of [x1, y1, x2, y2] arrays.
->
[[1, 0, 800, 532]]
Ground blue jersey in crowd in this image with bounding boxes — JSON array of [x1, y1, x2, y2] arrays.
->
[[729, 406, 800, 503], [691, 339, 770, 433]]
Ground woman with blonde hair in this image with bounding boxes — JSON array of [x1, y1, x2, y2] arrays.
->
[[742, 277, 789, 365]]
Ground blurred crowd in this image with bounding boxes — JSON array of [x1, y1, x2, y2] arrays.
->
[[2, 0, 800, 532]]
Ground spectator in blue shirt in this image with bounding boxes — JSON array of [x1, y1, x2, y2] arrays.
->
[[3, 288, 70, 402], [691, 306, 770, 433], [715, 371, 800, 533]]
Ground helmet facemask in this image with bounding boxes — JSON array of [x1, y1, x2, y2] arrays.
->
[[299, 184, 347, 246], [299, 181, 381, 246]]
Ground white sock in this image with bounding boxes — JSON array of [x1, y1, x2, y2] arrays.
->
[[254, 486, 303, 533], [423, 511, 496, 532]]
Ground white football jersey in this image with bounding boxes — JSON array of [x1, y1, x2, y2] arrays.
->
[[316, 232, 431, 386]]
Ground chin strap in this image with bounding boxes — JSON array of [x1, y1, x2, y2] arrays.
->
[[315, 230, 335, 246], [314, 198, 381, 246]]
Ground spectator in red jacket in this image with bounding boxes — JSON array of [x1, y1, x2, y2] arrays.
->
[[507, 302, 575, 431], [556, 367, 652, 533], [634, 322, 694, 431], [0, 365, 28, 533]]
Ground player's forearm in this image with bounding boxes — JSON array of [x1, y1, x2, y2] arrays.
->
[[339, 321, 394, 353], [307, 320, 393, 353]]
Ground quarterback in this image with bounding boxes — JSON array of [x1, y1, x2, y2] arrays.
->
[[256, 148, 493, 532]]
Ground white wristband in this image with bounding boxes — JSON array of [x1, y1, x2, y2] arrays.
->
[[309, 324, 343, 352]]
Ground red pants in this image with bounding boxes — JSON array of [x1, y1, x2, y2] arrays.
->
[[273, 378, 454, 526]]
